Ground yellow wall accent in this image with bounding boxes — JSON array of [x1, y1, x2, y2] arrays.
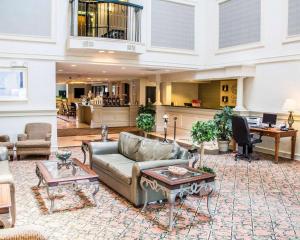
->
[[220, 79, 237, 107], [171, 83, 199, 106], [198, 81, 220, 109]]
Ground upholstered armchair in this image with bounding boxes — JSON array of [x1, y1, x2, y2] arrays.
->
[[15, 123, 52, 160], [0, 135, 14, 160], [0, 147, 16, 228]]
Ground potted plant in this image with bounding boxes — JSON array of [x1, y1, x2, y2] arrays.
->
[[191, 120, 217, 170], [136, 113, 155, 137], [138, 103, 156, 116], [214, 106, 233, 152]]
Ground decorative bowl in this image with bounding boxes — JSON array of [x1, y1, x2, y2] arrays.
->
[[56, 150, 72, 162], [168, 166, 188, 176]]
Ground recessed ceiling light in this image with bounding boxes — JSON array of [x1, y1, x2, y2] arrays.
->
[[121, 67, 126, 70], [108, 51, 115, 54], [58, 69, 63, 72], [98, 50, 105, 53], [87, 77, 92, 80], [102, 70, 107, 73], [71, 64, 77, 67]]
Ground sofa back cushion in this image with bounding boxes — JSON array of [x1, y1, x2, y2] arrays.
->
[[25, 123, 51, 140], [118, 132, 143, 161], [136, 139, 181, 161]]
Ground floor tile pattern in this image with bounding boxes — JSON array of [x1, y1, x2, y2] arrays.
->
[[8, 148, 300, 240]]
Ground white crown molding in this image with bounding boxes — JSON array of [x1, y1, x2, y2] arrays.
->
[[0, 110, 57, 117]]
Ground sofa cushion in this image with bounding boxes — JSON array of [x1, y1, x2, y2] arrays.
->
[[15, 140, 51, 148], [118, 132, 143, 161], [136, 139, 179, 162], [93, 154, 134, 184]]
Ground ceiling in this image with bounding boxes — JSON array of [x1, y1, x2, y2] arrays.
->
[[56, 62, 193, 83]]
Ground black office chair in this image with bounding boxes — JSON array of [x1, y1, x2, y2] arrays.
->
[[232, 116, 262, 162]]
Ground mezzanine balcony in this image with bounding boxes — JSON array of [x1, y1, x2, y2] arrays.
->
[[69, 0, 145, 54]]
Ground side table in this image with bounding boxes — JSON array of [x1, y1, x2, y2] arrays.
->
[[140, 165, 215, 231]]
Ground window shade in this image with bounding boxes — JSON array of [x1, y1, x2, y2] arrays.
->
[[288, 0, 300, 36], [219, 0, 261, 48], [151, 0, 195, 50], [0, 0, 51, 37]]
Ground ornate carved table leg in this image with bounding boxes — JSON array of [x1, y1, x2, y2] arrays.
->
[[81, 143, 87, 164], [36, 166, 43, 187], [140, 177, 148, 212], [167, 191, 177, 231], [92, 183, 100, 206], [46, 186, 55, 213]]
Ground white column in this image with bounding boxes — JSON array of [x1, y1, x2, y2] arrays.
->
[[72, 0, 78, 37], [154, 74, 162, 105], [234, 77, 247, 111]]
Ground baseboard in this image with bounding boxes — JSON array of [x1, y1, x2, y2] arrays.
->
[[255, 146, 300, 161]]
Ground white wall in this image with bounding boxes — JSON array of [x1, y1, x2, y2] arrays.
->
[[0, 60, 57, 149]]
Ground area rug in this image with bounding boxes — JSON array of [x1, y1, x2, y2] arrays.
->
[[8, 150, 300, 240], [31, 186, 95, 214]]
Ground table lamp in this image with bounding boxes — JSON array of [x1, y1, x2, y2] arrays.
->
[[282, 99, 297, 129]]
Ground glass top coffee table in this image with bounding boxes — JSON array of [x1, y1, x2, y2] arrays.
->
[[140, 165, 216, 231], [35, 158, 99, 213]]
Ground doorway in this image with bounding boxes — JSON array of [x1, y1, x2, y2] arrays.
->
[[145, 86, 156, 104]]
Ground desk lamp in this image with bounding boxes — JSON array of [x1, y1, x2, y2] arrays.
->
[[282, 99, 297, 129]]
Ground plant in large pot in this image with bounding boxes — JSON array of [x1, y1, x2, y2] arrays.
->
[[214, 106, 233, 153], [191, 120, 217, 170], [136, 113, 155, 137], [138, 103, 156, 117]]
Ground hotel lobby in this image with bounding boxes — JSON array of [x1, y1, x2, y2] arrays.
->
[[0, 0, 300, 239]]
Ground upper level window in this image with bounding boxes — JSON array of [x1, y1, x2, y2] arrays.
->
[[219, 0, 261, 49], [0, 0, 51, 38], [288, 0, 300, 36], [151, 0, 195, 51], [72, 0, 143, 42]]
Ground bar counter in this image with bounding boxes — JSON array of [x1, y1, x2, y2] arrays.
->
[[77, 104, 138, 128]]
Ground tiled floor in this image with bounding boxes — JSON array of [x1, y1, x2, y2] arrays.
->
[[9, 146, 300, 240]]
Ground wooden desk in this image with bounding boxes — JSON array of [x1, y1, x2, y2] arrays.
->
[[233, 128, 298, 163]]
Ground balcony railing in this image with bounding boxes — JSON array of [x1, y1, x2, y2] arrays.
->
[[70, 0, 143, 43]]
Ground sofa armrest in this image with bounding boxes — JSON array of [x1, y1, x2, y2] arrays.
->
[[45, 133, 51, 141], [132, 159, 188, 178], [88, 141, 119, 168], [0, 135, 10, 142], [17, 134, 28, 141], [0, 147, 8, 161]]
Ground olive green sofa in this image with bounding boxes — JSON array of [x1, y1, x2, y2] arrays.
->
[[89, 132, 189, 207]]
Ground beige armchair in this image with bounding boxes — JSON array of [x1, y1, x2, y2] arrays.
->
[[0, 135, 14, 161], [0, 147, 16, 228], [15, 123, 52, 160]]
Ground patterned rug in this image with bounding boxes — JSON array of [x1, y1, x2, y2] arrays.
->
[[8, 148, 300, 240]]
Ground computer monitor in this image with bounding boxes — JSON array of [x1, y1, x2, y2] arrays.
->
[[262, 113, 277, 127]]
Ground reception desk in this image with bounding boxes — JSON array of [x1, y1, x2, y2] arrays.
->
[[77, 105, 138, 128]]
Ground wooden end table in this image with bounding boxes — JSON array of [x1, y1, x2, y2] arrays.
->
[[35, 158, 100, 213], [140, 165, 216, 231]]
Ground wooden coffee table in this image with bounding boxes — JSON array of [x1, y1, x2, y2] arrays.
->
[[35, 158, 100, 213], [140, 165, 216, 231]]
